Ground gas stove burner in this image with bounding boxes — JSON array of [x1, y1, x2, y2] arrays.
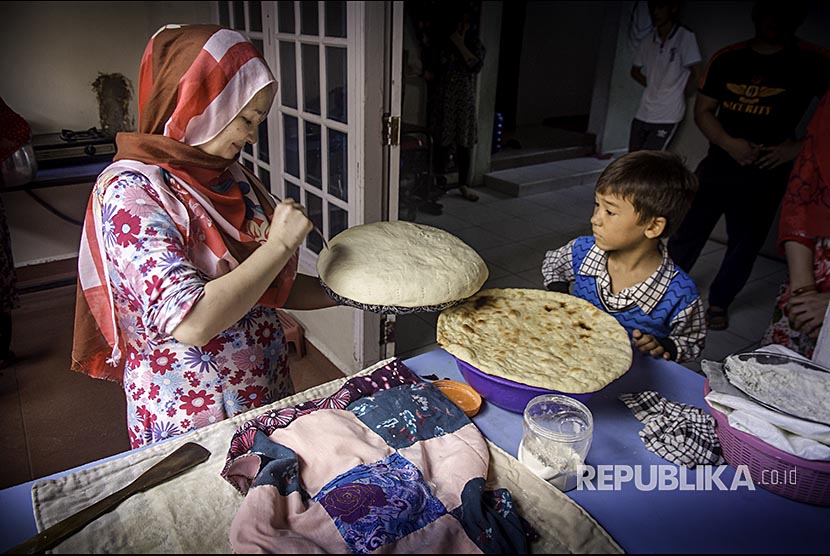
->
[[32, 128, 117, 169], [60, 127, 108, 142]]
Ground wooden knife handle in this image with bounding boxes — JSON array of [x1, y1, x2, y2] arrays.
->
[[6, 442, 210, 554]]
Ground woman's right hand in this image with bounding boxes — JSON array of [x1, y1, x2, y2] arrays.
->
[[266, 199, 313, 252]]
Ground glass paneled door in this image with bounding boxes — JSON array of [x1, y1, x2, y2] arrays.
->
[[270, 1, 353, 267], [217, 1, 403, 372], [217, 1, 353, 264]]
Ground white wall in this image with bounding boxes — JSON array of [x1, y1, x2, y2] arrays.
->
[[1, 1, 213, 266]]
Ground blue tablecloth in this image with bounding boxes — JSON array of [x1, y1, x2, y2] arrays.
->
[[403, 348, 829, 554], [1, 348, 827, 553]]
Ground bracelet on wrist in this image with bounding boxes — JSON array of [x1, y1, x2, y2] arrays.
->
[[791, 284, 817, 297]]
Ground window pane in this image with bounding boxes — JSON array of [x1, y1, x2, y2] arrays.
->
[[278, 1, 295, 33], [300, 1, 319, 35], [325, 1, 346, 38], [306, 192, 323, 254], [244, 143, 253, 156], [242, 157, 253, 170], [328, 129, 347, 201], [285, 180, 301, 203], [258, 121, 269, 164], [233, 1, 245, 30], [326, 46, 347, 123], [279, 42, 297, 109], [304, 121, 322, 189], [252, 38, 264, 58], [302, 44, 320, 115], [218, 1, 230, 26], [283, 115, 300, 178], [249, 1, 263, 32], [258, 167, 271, 191], [329, 204, 348, 239]]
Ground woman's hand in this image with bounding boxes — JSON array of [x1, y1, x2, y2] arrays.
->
[[788, 291, 830, 339], [756, 139, 803, 170], [266, 199, 313, 252]]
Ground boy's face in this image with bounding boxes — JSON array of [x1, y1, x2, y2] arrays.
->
[[591, 192, 653, 252], [649, 1, 679, 27]]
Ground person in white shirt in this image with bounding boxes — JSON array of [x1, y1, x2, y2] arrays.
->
[[629, 0, 701, 152]]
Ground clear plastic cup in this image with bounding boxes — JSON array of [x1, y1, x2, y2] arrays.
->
[[518, 394, 593, 491]]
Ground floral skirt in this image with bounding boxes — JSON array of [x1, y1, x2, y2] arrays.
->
[[762, 238, 830, 358]]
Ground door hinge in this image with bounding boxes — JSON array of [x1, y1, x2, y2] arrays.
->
[[381, 316, 396, 345], [382, 114, 400, 146]]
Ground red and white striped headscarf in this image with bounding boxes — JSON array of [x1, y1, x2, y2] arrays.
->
[[72, 24, 296, 382]]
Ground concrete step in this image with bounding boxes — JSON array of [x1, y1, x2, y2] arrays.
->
[[484, 156, 613, 197], [490, 144, 595, 171]]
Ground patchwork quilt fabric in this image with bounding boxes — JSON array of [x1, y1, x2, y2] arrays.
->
[[221, 359, 533, 554]]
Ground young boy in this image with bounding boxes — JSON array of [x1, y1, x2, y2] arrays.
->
[[542, 150, 705, 363]]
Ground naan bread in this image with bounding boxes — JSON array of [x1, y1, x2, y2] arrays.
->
[[317, 221, 488, 308], [724, 353, 830, 425], [437, 288, 633, 394]]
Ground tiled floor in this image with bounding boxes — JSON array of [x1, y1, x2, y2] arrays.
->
[[394, 173, 787, 374]]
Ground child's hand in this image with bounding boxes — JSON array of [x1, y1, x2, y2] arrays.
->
[[632, 329, 672, 360]]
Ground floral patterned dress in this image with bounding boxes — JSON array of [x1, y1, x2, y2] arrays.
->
[[101, 171, 293, 449], [762, 238, 830, 358]]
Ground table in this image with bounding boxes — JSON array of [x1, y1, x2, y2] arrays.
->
[[1, 348, 828, 553], [1, 161, 110, 192]]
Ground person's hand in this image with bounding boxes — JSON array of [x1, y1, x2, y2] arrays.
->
[[756, 139, 803, 170], [632, 329, 672, 360], [787, 291, 830, 339], [723, 137, 761, 166], [266, 199, 312, 252]]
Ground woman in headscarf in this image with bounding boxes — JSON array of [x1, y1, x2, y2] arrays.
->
[[72, 24, 336, 448], [762, 91, 830, 358]]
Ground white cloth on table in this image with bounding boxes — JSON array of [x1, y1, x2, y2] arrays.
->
[[813, 302, 830, 369], [31, 358, 622, 554], [702, 344, 830, 461]]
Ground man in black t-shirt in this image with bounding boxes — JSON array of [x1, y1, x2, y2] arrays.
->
[[667, 0, 830, 331]]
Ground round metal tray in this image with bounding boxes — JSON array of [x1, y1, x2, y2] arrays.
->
[[320, 279, 467, 315]]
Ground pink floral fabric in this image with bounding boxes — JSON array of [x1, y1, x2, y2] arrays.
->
[[101, 170, 293, 448], [762, 238, 830, 358]]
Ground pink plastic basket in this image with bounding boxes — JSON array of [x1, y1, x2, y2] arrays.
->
[[703, 380, 830, 506]]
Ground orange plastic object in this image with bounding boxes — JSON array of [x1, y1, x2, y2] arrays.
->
[[433, 379, 483, 418]]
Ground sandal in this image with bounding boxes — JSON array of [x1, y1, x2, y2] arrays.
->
[[706, 306, 729, 331], [458, 185, 479, 202]]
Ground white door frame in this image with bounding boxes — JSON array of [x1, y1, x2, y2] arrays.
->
[[258, 0, 401, 372]]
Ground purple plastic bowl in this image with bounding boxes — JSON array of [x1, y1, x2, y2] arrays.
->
[[454, 356, 595, 414]]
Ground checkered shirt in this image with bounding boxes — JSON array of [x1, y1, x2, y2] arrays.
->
[[542, 238, 706, 362]]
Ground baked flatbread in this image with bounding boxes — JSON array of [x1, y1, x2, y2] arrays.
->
[[437, 288, 633, 393], [724, 353, 830, 425], [316, 221, 488, 308]]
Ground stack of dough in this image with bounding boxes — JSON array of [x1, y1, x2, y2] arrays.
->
[[317, 221, 488, 311], [437, 288, 633, 394]]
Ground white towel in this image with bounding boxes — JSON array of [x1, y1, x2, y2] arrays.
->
[[702, 345, 830, 461]]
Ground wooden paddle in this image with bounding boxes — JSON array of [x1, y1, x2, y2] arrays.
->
[[7, 442, 211, 554]]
